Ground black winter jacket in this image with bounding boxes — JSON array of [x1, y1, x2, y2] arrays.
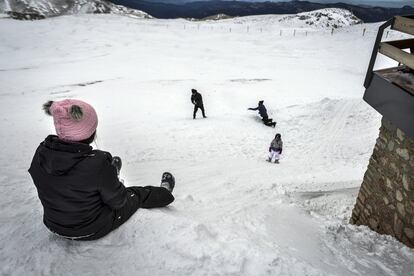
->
[[191, 92, 203, 106], [28, 135, 127, 238], [249, 104, 268, 118]]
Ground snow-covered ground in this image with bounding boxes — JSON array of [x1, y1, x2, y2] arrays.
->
[[1, 13, 413, 275]]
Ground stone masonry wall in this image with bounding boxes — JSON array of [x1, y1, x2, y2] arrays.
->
[[350, 117, 414, 248]]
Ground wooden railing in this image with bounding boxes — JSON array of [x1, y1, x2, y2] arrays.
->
[[378, 16, 414, 70], [393, 16, 414, 36]]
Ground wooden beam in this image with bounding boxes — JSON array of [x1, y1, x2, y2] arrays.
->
[[392, 16, 414, 36], [387, 38, 414, 50], [379, 42, 414, 70]]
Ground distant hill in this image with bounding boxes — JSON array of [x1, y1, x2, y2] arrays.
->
[[279, 8, 362, 28], [201, 13, 234, 21], [109, 0, 414, 22]]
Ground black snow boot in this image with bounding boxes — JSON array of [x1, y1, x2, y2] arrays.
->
[[161, 172, 175, 193], [111, 156, 122, 175]]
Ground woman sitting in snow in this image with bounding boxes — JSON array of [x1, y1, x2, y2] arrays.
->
[[28, 99, 175, 240], [267, 133, 283, 164]]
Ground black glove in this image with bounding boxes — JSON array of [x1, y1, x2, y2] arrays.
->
[[111, 156, 122, 175]]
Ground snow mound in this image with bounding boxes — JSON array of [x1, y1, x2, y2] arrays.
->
[[279, 8, 363, 29], [0, 0, 151, 19]]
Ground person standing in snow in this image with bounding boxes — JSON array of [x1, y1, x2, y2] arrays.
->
[[191, 89, 207, 119], [28, 99, 175, 241], [267, 133, 283, 163], [248, 100, 276, 127]]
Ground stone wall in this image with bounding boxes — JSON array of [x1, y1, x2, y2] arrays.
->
[[350, 117, 414, 248]]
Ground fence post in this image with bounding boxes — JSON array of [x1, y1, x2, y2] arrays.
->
[[229, 27, 232, 33], [362, 28, 366, 36], [331, 28, 334, 35], [293, 29, 296, 36]]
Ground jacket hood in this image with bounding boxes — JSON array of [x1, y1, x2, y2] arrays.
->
[[38, 135, 93, 176]]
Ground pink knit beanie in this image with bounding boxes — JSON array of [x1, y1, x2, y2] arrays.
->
[[43, 99, 98, 142]]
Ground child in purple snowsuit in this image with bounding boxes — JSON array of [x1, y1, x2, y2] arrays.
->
[[268, 133, 283, 163]]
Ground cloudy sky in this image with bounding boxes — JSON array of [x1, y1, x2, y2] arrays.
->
[[141, 0, 413, 8], [305, 0, 413, 7]]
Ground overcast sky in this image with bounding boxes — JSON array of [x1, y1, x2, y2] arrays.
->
[[242, 0, 414, 7], [140, 0, 413, 8], [304, 0, 413, 7]]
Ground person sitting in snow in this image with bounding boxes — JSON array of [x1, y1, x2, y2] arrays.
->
[[191, 88, 207, 119], [28, 99, 175, 240], [248, 100, 276, 127], [267, 133, 283, 163]]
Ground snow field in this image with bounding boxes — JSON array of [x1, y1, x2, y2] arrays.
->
[[0, 14, 413, 275]]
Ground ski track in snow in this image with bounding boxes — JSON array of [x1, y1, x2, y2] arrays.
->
[[0, 14, 413, 275]]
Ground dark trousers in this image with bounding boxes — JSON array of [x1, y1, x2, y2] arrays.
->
[[193, 104, 206, 119], [262, 116, 275, 127], [79, 186, 174, 240]]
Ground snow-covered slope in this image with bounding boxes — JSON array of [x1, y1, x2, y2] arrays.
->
[[0, 0, 151, 19], [0, 12, 413, 276], [279, 8, 363, 28]]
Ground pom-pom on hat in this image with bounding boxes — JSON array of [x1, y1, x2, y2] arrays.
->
[[43, 99, 98, 142]]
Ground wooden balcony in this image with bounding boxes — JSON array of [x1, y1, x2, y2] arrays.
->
[[363, 15, 414, 140]]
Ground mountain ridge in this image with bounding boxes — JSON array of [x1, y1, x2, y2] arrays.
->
[[109, 0, 414, 22], [0, 0, 151, 19]]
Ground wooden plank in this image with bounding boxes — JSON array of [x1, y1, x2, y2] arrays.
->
[[392, 16, 414, 36], [387, 38, 414, 50], [379, 42, 414, 70]]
